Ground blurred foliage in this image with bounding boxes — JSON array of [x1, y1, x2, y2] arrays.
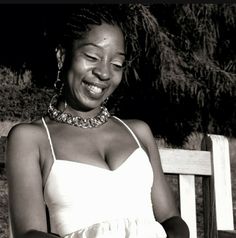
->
[[114, 4, 236, 146], [0, 4, 235, 146], [0, 66, 53, 122]]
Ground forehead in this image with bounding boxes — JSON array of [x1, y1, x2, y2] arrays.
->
[[72, 23, 125, 52]]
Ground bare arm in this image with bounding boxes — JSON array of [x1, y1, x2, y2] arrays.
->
[[6, 124, 60, 238], [130, 120, 189, 238]]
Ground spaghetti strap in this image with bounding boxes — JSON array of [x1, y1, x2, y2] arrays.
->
[[42, 117, 56, 161], [113, 116, 141, 148]]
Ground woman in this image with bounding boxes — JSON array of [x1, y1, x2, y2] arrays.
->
[[6, 4, 189, 238]]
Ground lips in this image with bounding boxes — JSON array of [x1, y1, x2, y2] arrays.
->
[[82, 81, 105, 96]]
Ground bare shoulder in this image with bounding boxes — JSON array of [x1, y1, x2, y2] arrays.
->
[[123, 119, 152, 134], [7, 119, 44, 142], [121, 118, 155, 148], [6, 119, 46, 165]]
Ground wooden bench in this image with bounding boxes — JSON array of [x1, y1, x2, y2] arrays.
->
[[4, 134, 236, 238], [159, 134, 236, 238]]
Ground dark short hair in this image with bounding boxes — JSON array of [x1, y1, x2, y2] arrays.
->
[[58, 4, 161, 84]]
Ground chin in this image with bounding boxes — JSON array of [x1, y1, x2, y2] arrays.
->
[[78, 100, 103, 112]]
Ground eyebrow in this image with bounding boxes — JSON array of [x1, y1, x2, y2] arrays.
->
[[81, 43, 126, 57]]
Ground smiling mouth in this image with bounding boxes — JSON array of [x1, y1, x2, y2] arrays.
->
[[82, 81, 104, 95]]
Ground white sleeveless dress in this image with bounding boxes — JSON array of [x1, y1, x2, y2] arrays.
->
[[42, 117, 167, 238]]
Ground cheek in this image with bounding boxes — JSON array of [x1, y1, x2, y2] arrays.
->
[[115, 71, 123, 85], [110, 73, 123, 90], [66, 66, 82, 90], [70, 57, 92, 75], [66, 63, 87, 85]]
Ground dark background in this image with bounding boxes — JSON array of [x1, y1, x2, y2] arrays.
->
[[0, 4, 235, 146]]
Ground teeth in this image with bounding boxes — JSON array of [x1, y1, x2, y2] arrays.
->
[[85, 83, 103, 94]]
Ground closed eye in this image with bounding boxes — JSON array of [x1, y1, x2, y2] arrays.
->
[[112, 64, 124, 71], [111, 60, 125, 70], [113, 63, 122, 68], [84, 53, 99, 62]]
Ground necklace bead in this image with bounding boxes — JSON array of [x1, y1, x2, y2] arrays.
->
[[48, 96, 111, 128]]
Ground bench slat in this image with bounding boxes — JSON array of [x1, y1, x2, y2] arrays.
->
[[179, 174, 197, 238], [203, 135, 234, 230], [159, 148, 212, 175]]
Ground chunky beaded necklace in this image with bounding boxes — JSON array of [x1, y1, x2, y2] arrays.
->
[[48, 97, 111, 129]]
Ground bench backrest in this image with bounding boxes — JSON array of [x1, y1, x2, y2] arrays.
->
[[159, 134, 234, 238]]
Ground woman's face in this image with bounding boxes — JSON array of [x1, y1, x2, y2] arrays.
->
[[62, 23, 125, 112]]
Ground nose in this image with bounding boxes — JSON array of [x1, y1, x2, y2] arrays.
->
[[92, 61, 110, 81]]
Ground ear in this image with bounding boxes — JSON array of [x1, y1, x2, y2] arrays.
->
[[55, 45, 66, 68]]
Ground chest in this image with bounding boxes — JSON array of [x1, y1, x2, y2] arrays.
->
[[41, 122, 142, 173], [43, 148, 154, 235]]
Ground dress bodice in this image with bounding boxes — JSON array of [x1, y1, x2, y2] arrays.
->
[[42, 117, 166, 238]]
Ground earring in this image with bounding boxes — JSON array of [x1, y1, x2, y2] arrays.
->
[[54, 61, 64, 95], [64, 101, 67, 111], [102, 97, 109, 106], [48, 61, 66, 115], [48, 94, 58, 113]]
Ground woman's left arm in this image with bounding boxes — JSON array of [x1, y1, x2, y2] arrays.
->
[[131, 120, 189, 238]]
